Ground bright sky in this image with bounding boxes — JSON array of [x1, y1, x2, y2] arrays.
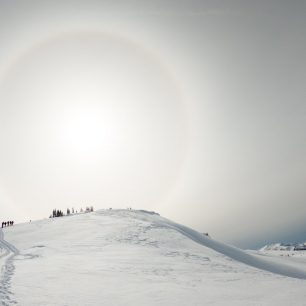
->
[[0, 1, 305, 248]]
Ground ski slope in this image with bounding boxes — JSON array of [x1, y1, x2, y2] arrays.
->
[[1, 209, 306, 305]]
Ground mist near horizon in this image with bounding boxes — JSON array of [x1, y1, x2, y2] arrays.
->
[[0, 0, 305, 248]]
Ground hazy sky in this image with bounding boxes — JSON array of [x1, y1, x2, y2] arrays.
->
[[0, 1, 305, 248]]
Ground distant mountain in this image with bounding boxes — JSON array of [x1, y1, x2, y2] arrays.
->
[[260, 242, 306, 251]]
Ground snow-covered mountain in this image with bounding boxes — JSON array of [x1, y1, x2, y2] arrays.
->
[[260, 242, 306, 251], [1, 209, 306, 305]]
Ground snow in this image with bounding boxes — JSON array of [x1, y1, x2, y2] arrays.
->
[[0, 228, 19, 305], [260, 243, 295, 251], [1, 209, 306, 305], [260, 242, 306, 252]]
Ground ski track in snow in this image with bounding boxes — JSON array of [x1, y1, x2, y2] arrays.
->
[[0, 229, 19, 306]]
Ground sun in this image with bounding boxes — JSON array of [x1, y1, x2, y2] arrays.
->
[[0, 32, 188, 210], [57, 105, 121, 161]]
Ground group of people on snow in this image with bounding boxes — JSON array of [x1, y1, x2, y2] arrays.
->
[[2, 221, 14, 228]]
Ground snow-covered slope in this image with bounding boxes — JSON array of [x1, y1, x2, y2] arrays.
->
[[1, 209, 306, 305]]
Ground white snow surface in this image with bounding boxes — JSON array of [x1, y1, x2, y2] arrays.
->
[[1, 209, 306, 305]]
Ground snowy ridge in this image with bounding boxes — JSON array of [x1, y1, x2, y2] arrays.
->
[[138, 211, 306, 279], [2, 209, 306, 305]]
